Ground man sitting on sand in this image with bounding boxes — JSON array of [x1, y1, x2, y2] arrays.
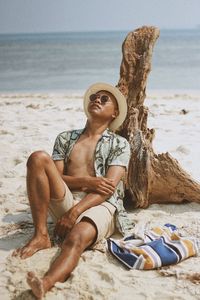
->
[[13, 82, 132, 298]]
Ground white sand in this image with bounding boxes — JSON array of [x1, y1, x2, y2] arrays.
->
[[1, 91, 200, 299]]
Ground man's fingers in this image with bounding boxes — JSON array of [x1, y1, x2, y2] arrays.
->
[[59, 224, 67, 239], [97, 180, 115, 195], [58, 222, 67, 239], [54, 219, 61, 236], [102, 182, 115, 192], [54, 218, 72, 240], [54, 219, 65, 238], [102, 178, 115, 188], [98, 186, 115, 196]]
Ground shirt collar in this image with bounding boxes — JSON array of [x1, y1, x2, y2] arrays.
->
[[78, 127, 113, 139], [101, 128, 112, 138]]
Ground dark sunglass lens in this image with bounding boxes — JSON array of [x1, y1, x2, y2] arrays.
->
[[89, 94, 97, 101], [101, 95, 109, 103]]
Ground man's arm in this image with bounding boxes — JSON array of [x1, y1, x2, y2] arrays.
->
[[73, 165, 125, 215], [54, 160, 115, 195]]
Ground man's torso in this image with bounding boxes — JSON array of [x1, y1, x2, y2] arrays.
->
[[64, 133, 101, 177]]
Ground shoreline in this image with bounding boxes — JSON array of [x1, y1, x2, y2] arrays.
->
[[1, 88, 200, 97]]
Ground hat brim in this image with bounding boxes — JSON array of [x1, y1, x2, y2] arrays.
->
[[83, 82, 127, 131]]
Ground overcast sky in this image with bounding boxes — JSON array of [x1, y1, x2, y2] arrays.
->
[[0, 0, 200, 34]]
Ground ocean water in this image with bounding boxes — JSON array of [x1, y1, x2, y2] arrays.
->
[[0, 29, 200, 92]]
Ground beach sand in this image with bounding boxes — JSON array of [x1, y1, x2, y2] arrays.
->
[[1, 91, 200, 299]]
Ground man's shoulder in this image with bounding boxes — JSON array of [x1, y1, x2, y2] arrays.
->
[[107, 130, 130, 145]]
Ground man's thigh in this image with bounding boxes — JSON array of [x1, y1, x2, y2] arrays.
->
[[76, 202, 115, 245], [49, 182, 74, 223], [42, 155, 66, 199]]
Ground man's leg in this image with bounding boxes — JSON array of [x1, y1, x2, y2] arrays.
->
[[27, 219, 97, 299], [13, 151, 66, 259]]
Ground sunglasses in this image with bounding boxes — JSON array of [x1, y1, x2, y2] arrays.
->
[[89, 93, 110, 104]]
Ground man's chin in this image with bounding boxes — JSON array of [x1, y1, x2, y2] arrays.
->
[[88, 106, 101, 113]]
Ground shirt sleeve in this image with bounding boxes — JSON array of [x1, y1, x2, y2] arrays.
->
[[52, 131, 70, 161], [107, 136, 131, 170]]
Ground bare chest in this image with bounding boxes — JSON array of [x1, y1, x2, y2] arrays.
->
[[71, 139, 96, 162], [66, 136, 99, 176]]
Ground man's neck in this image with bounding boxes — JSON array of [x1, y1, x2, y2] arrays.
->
[[83, 121, 108, 138]]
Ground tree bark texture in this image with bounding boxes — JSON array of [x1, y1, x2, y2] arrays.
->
[[117, 26, 200, 208]]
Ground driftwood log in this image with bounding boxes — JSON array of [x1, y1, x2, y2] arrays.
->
[[116, 26, 200, 208]]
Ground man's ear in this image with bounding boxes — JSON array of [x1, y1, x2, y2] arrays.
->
[[112, 109, 119, 119]]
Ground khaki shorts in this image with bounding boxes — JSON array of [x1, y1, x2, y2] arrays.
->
[[48, 182, 116, 244]]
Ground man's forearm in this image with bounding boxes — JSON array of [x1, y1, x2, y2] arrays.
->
[[73, 193, 109, 216], [61, 175, 89, 190]]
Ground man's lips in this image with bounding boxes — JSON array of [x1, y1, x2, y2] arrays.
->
[[90, 103, 101, 109]]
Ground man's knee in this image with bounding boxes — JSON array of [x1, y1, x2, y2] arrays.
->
[[62, 221, 97, 251], [62, 231, 84, 252], [27, 151, 51, 169]]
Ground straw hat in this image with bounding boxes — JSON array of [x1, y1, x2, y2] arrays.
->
[[83, 82, 127, 131]]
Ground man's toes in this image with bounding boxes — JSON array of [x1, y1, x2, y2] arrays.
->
[[27, 271, 36, 286], [27, 272, 44, 299], [27, 271, 35, 280], [12, 249, 17, 257], [21, 248, 34, 259], [12, 246, 29, 258], [12, 248, 22, 257]]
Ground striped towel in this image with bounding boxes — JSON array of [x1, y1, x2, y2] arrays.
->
[[107, 224, 199, 270]]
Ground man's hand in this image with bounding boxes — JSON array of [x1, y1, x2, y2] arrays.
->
[[54, 207, 79, 240], [83, 177, 115, 196]]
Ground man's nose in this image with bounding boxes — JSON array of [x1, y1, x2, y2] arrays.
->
[[94, 96, 101, 103]]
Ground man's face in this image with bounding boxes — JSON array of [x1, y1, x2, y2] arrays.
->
[[87, 90, 119, 123]]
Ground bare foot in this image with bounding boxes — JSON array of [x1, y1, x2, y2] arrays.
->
[[27, 271, 45, 299], [13, 235, 51, 259]]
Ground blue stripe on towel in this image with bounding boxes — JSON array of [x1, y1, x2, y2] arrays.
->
[[148, 238, 179, 265]]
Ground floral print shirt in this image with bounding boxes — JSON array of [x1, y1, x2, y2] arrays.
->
[[52, 128, 134, 236]]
